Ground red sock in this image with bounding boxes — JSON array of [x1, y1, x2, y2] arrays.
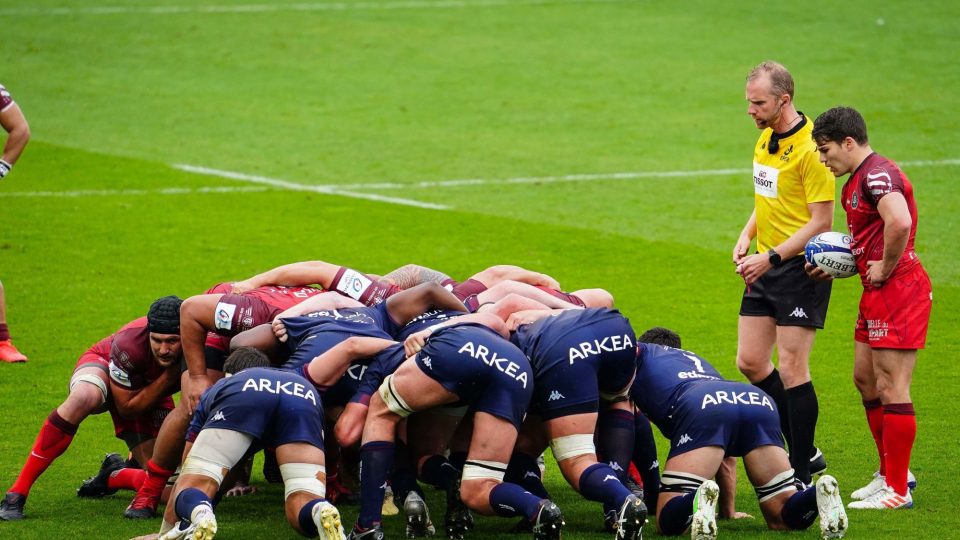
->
[[10, 410, 78, 496], [534, 286, 586, 307], [138, 459, 175, 498], [863, 399, 884, 475], [108, 468, 147, 491], [882, 403, 916, 496]]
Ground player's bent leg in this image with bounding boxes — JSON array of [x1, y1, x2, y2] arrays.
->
[[871, 348, 917, 499], [126, 398, 192, 519], [655, 447, 724, 536], [276, 442, 345, 539]]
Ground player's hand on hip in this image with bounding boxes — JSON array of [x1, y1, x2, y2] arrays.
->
[[230, 280, 255, 294], [736, 253, 770, 286], [804, 262, 834, 282], [866, 260, 890, 288]]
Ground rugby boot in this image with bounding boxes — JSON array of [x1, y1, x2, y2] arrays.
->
[[816, 475, 848, 539], [531, 500, 564, 540], [348, 523, 385, 540], [77, 453, 125, 498], [847, 485, 913, 510], [444, 477, 473, 539], [850, 470, 917, 500], [809, 448, 828, 477], [403, 491, 436, 538], [312, 500, 347, 540], [0, 492, 26, 521], [624, 474, 646, 500], [0, 340, 27, 363], [614, 494, 647, 540], [603, 504, 617, 533], [382, 484, 400, 516], [690, 480, 719, 540], [124, 490, 160, 519]]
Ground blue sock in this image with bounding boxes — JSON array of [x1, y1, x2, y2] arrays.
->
[[298, 499, 323, 536], [505, 452, 550, 498], [175, 487, 212, 521], [488, 482, 543, 519], [633, 413, 661, 512], [448, 450, 467, 471], [579, 463, 631, 507], [419, 454, 459, 491], [358, 441, 395, 528], [657, 492, 695, 536], [598, 408, 635, 478], [780, 486, 817, 530]]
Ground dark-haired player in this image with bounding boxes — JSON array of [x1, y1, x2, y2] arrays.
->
[[631, 328, 847, 540], [811, 106, 931, 510], [0, 297, 184, 521]]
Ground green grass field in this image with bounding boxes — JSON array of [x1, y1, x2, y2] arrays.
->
[[2, 0, 959, 538]]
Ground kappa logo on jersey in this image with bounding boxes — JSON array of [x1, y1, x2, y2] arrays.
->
[[568, 334, 634, 364], [214, 302, 237, 331], [420, 356, 433, 370], [458, 341, 528, 388], [700, 390, 774, 411], [212, 410, 226, 421], [790, 307, 808, 318], [547, 390, 565, 401], [241, 377, 318, 405], [677, 433, 692, 445]]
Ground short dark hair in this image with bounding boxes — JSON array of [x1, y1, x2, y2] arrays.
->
[[223, 347, 270, 375], [812, 106, 869, 145], [637, 327, 681, 348]]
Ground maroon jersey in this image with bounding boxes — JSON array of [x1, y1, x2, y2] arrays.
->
[[212, 285, 325, 336], [0, 83, 13, 112], [107, 317, 167, 391], [841, 153, 921, 283]]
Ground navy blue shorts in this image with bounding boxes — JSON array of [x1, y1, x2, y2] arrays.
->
[[282, 331, 355, 371], [416, 325, 533, 429], [668, 381, 783, 458]]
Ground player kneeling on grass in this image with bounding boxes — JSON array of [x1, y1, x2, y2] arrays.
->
[[156, 347, 345, 540], [632, 328, 848, 540]]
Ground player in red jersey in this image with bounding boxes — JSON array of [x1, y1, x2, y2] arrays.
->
[[0, 82, 32, 363], [811, 106, 932, 510], [0, 297, 183, 521]]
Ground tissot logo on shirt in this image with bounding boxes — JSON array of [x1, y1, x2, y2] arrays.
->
[[753, 162, 779, 198]]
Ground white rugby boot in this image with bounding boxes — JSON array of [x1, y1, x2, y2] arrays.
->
[[847, 485, 913, 510], [816, 475, 848, 539], [690, 480, 719, 540], [312, 500, 346, 540], [850, 470, 917, 500]]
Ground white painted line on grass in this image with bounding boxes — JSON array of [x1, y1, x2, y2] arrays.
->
[[0, 186, 270, 198], [173, 163, 449, 210], [0, 0, 628, 16]]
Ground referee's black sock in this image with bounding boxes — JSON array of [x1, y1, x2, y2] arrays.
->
[[754, 368, 792, 450], [786, 381, 819, 485]]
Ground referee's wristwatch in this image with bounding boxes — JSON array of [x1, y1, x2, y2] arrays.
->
[[767, 248, 782, 267]]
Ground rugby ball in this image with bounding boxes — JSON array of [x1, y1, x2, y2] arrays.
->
[[804, 232, 857, 278]]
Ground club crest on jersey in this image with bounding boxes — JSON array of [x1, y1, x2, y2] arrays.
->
[[241, 377, 318, 405], [850, 192, 858, 209], [700, 390, 774, 411], [458, 341, 528, 388], [568, 334, 633, 364]]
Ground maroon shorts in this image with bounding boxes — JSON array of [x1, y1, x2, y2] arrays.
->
[[855, 263, 932, 349]]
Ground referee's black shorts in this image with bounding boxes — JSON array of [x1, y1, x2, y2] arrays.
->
[[739, 256, 832, 328]]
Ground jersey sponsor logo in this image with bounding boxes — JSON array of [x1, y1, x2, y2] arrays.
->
[[677, 370, 720, 381], [547, 390, 565, 401], [753, 162, 779, 198], [335, 269, 372, 301], [677, 433, 692, 445], [306, 308, 376, 325], [866, 319, 890, 340], [700, 390, 774, 411], [214, 302, 237, 331], [789, 307, 808, 318], [241, 377, 318, 406], [212, 410, 226, 421], [457, 341, 528, 388], [567, 333, 634, 364], [108, 361, 132, 387], [346, 363, 368, 381]]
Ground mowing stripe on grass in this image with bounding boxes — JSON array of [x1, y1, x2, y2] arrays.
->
[[0, 186, 271, 197], [0, 0, 629, 16]]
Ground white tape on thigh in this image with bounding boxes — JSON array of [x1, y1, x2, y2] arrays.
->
[[181, 428, 254, 484], [69, 374, 108, 405], [755, 468, 797, 502], [660, 470, 708, 494], [378, 375, 415, 417], [550, 434, 596, 461], [280, 463, 326, 499], [462, 460, 507, 482]]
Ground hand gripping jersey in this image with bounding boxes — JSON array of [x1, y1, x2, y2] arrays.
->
[[511, 308, 636, 418], [187, 367, 324, 450]]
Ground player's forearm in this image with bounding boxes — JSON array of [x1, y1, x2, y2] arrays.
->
[[246, 261, 340, 289], [113, 373, 176, 418], [775, 201, 833, 259], [1, 105, 30, 166], [425, 284, 469, 313], [739, 210, 758, 240], [880, 220, 910, 275]]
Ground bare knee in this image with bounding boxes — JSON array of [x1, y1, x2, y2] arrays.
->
[[736, 354, 772, 383], [460, 479, 497, 514]]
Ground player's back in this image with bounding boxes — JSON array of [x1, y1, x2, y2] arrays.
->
[[282, 304, 398, 348], [631, 343, 724, 430], [512, 308, 629, 368]]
